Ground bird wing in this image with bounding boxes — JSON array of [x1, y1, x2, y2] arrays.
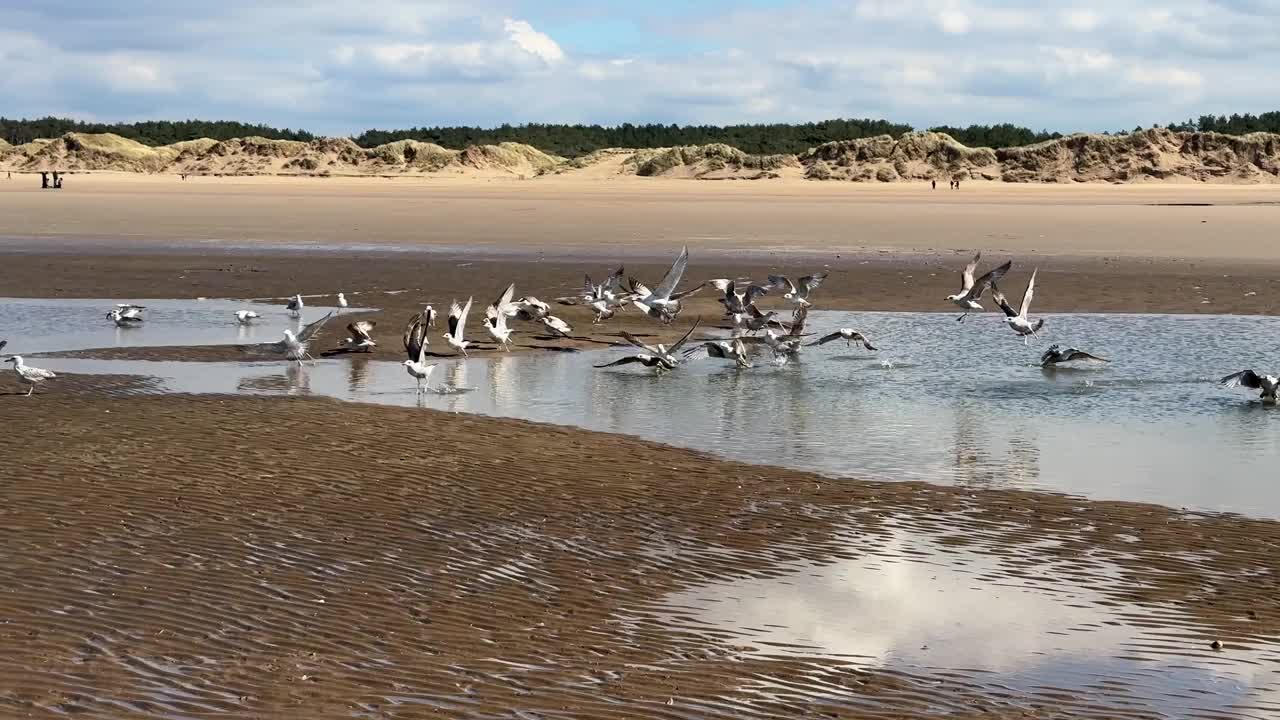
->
[[347, 321, 375, 342], [652, 246, 690, 301], [1066, 350, 1108, 363], [853, 332, 878, 351], [457, 297, 473, 341], [767, 274, 797, 294], [670, 282, 705, 301], [0, 339, 6, 354], [403, 314, 423, 360], [594, 354, 648, 368], [619, 331, 662, 354], [583, 274, 596, 297], [286, 296, 301, 311], [296, 312, 334, 343], [629, 278, 653, 298], [809, 331, 843, 347], [972, 260, 1012, 299], [788, 305, 809, 337], [667, 317, 703, 354], [1018, 269, 1038, 319], [1221, 369, 1263, 389], [489, 282, 516, 319], [605, 266, 626, 294], [744, 284, 771, 306], [960, 252, 981, 292], [990, 286, 1018, 317], [799, 272, 829, 293]]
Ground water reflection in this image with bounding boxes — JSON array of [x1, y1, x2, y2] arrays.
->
[[659, 527, 1280, 717], [13, 310, 1280, 517]]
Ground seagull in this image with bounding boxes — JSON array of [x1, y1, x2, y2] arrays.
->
[[1220, 370, 1279, 403], [1040, 344, 1108, 367], [513, 296, 552, 322], [761, 305, 810, 365], [684, 337, 752, 368], [286, 294, 304, 318], [736, 305, 784, 335], [6, 356, 56, 396], [946, 252, 1011, 322], [719, 278, 771, 316], [485, 284, 517, 350], [271, 312, 333, 365], [808, 328, 878, 351], [539, 315, 573, 338], [443, 297, 474, 356], [337, 292, 349, 311], [106, 307, 144, 326], [991, 269, 1044, 344], [767, 273, 828, 307], [234, 310, 261, 324], [629, 246, 703, 322], [604, 318, 702, 373], [559, 267, 631, 323], [340, 320, 377, 352], [403, 312, 437, 393]]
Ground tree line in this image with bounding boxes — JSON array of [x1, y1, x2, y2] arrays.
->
[[5, 113, 1280, 157]]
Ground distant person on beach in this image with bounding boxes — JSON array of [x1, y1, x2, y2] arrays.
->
[[931, 179, 936, 190]]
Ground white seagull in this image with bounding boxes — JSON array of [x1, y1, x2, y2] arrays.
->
[[106, 304, 145, 326], [443, 297, 474, 356], [1221, 369, 1279, 403], [234, 310, 261, 324], [286, 294, 304, 318], [761, 305, 810, 365], [1040, 344, 1108, 367], [684, 337, 752, 368], [629, 246, 703, 323], [603, 319, 702, 373], [720, 279, 771, 317], [539, 315, 573, 338], [485, 284, 517, 350], [272, 312, 333, 365], [340, 320, 377, 352], [991, 269, 1044, 344], [808, 328, 878, 351], [403, 312, 437, 393], [7, 356, 56, 396], [559, 267, 631, 323], [337, 292, 349, 311], [767, 272, 828, 307], [946, 253, 1011, 322], [513, 296, 552, 322]]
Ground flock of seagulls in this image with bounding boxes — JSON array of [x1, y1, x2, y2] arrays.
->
[[0, 249, 1276, 404]]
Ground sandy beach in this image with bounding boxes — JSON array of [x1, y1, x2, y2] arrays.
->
[[4, 176, 1280, 717]]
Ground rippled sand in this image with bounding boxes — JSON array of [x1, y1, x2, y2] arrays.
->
[[2, 382, 1278, 718]]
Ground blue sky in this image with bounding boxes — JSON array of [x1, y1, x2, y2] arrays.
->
[[2, 1, 1278, 135]]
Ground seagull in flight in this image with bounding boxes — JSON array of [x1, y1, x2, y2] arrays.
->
[[273, 312, 333, 365], [992, 269, 1044, 344], [629, 246, 703, 323], [559, 267, 631, 323], [600, 319, 702, 374], [684, 337, 752, 368], [946, 253, 1011, 322], [768, 273, 828, 307], [736, 305, 784, 335], [444, 297, 474, 356], [762, 305, 810, 365], [1220, 369, 1279, 403], [340, 320, 377, 352], [485, 284, 517, 350], [234, 310, 261, 324], [286, 294, 304, 318], [403, 312, 437, 393], [539, 315, 573, 338], [6, 356, 56, 396], [718, 278, 771, 317], [1040, 344, 1108, 367], [808, 328, 878, 351]]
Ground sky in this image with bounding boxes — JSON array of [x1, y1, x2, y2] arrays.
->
[[2, 0, 1278, 136]]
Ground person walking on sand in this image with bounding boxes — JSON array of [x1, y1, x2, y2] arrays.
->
[[931, 179, 936, 190]]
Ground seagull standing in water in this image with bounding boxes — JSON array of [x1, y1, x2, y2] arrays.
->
[[106, 304, 145, 326], [1220, 370, 1280, 403], [1040, 344, 1108, 367], [403, 312, 436, 393], [340, 321, 377, 352], [808, 328, 878, 351], [768, 273, 828, 307], [991, 269, 1044, 344], [234, 310, 261, 324], [286, 294, 304, 318], [443, 297, 474, 356], [337, 292, 349, 311], [761, 305, 810, 365], [6, 356, 56, 396], [946, 253, 1011, 322]]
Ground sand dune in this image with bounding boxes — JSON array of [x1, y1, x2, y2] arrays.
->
[[5, 128, 1280, 183]]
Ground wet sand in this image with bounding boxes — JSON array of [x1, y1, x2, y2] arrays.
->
[[3, 384, 1279, 718]]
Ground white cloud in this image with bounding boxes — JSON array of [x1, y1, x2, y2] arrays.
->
[[937, 9, 971, 34], [502, 18, 564, 65]]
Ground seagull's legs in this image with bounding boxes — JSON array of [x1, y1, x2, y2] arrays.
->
[[26, 385, 34, 396], [956, 312, 968, 323]]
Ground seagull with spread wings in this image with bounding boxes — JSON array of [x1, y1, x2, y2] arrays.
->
[[768, 272, 827, 307], [234, 310, 261, 324], [443, 297, 474, 356], [684, 337, 752, 368], [946, 252, 1011, 322], [106, 304, 145, 326], [808, 328, 878, 351], [558, 266, 631, 323], [269, 312, 334, 365], [340, 320, 377, 352], [485, 284, 517, 350], [403, 311, 437, 393], [1220, 369, 1280, 403], [1040, 344, 1108, 367], [991, 269, 1045, 344], [762, 305, 810, 365], [629, 246, 703, 323], [598, 318, 702, 374]]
